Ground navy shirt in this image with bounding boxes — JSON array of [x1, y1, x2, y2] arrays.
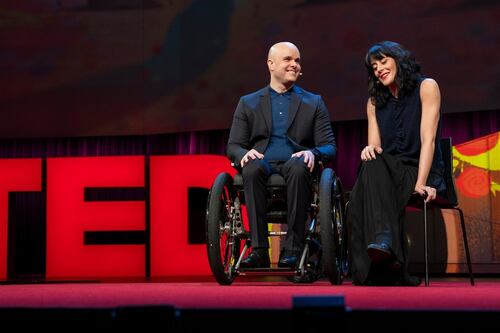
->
[[264, 87, 296, 161]]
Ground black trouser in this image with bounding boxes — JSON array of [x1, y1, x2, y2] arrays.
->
[[348, 153, 417, 285], [242, 157, 312, 253]]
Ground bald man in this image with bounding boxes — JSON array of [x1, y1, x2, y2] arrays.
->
[[227, 42, 336, 268]]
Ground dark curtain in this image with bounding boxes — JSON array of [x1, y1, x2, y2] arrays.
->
[[1, 109, 498, 189]]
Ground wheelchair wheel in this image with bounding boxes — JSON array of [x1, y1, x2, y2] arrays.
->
[[319, 168, 348, 285], [206, 172, 240, 285]]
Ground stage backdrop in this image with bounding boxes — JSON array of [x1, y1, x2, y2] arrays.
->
[[1, 0, 499, 138], [450, 132, 500, 272]]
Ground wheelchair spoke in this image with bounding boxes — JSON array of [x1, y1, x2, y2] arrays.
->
[[221, 233, 233, 275]]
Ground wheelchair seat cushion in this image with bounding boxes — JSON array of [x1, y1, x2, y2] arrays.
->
[[233, 173, 286, 187]]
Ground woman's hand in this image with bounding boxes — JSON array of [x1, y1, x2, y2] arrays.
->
[[414, 183, 437, 202], [360, 145, 383, 161]]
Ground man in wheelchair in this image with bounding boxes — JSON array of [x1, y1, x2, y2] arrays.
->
[[226, 41, 336, 269]]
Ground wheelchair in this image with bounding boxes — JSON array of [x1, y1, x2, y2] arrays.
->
[[205, 161, 349, 285]]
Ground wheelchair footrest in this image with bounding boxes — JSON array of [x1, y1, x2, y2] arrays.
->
[[237, 266, 297, 276]]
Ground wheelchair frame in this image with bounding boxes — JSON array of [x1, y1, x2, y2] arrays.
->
[[205, 167, 348, 285]]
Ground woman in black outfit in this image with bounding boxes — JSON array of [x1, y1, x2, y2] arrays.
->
[[349, 41, 446, 286]]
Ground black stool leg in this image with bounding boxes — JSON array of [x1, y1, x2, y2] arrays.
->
[[423, 201, 429, 287], [456, 208, 475, 286]]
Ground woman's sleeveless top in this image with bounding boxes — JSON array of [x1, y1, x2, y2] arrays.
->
[[376, 78, 445, 193]]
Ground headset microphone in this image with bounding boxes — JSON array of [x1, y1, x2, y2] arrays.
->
[[299, 72, 303, 76]]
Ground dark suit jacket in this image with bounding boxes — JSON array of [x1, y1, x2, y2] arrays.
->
[[227, 85, 336, 168]]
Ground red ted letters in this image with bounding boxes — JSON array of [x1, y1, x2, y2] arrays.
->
[[0, 155, 235, 280]]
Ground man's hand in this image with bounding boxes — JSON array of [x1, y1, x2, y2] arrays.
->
[[291, 150, 315, 172], [240, 149, 264, 167], [360, 145, 383, 161]]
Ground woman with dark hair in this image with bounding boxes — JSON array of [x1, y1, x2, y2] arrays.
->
[[348, 41, 446, 286]]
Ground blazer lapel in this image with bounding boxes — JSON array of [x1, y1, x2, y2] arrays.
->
[[258, 87, 272, 133], [287, 85, 303, 129]]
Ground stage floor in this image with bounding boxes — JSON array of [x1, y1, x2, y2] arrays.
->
[[1, 277, 498, 312]]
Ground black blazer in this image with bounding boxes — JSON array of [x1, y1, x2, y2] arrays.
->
[[227, 85, 336, 168]]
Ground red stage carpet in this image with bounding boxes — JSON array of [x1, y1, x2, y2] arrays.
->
[[0, 279, 498, 311]]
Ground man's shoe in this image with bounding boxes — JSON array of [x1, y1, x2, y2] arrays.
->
[[239, 250, 270, 269], [367, 242, 393, 263], [278, 251, 301, 268]]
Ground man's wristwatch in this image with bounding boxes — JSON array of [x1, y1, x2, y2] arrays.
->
[[311, 148, 321, 161]]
